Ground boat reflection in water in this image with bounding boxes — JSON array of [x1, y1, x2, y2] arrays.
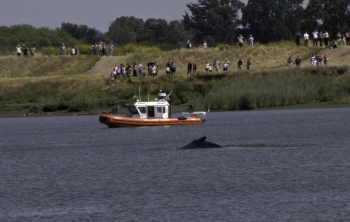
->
[[99, 90, 207, 128]]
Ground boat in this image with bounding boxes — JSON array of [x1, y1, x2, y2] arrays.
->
[[99, 91, 207, 127]]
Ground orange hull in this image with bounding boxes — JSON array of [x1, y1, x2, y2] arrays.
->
[[99, 113, 203, 127]]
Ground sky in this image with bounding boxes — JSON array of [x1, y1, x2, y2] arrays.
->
[[0, 0, 307, 33]]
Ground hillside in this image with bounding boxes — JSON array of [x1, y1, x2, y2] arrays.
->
[[84, 56, 126, 75], [0, 45, 350, 116]]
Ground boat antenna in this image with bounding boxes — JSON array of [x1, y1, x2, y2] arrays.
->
[[139, 85, 141, 102]]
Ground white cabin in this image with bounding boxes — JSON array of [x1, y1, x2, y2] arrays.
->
[[125, 92, 172, 119]]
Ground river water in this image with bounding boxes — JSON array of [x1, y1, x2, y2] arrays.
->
[[1, 108, 350, 221]]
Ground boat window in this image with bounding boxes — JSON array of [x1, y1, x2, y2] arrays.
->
[[139, 107, 146, 114], [148, 106, 154, 117], [156, 107, 162, 113], [127, 106, 139, 114]]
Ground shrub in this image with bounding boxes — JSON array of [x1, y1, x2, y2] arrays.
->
[[217, 44, 232, 51]]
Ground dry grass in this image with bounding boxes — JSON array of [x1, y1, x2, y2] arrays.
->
[[0, 55, 99, 78], [126, 45, 322, 74], [1, 45, 350, 112]]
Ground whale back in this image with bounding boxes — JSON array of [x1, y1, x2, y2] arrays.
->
[[180, 136, 222, 149]]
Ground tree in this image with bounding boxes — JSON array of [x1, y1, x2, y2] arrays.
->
[[301, 0, 350, 38], [107, 16, 144, 46], [242, 0, 304, 43], [59, 23, 102, 44], [167, 20, 193, 49], [183, 0, 245, 45], [143, 18, 169, 45]]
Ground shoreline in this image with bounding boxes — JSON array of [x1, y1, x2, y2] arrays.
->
[[1, 103, 350, 118]]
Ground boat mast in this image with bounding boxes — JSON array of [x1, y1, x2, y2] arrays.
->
[[139, 86, 141, 102]]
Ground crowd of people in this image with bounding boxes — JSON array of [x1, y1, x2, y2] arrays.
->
[[60, 43, 79, 56], [108, 56, 257, 82], [286, 54, 328, 68], [16, 44, 36, 58], [110, 61, 160, 82], [92, 41, 114, 57], [296, 31, 350, 48], [201, 35, 255, 49]]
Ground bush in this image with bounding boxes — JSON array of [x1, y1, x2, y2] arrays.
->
[[239, 93, 256, 110], [217, 44, 232, 51]]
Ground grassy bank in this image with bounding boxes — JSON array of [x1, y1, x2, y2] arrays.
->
[[188, 67, 350, 110], [1, 45, 350, 114]]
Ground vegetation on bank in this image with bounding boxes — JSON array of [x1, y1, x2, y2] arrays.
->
[[0, 45, 350, 113], [1, 1, 349, 54]]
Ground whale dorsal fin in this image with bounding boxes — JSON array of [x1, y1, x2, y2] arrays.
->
[[197, 136, 207, 142]]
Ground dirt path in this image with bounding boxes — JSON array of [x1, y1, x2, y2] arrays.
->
[[84, 56, 126, 75], [299, 46, 350, 68]]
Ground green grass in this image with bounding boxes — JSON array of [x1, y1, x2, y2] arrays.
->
[[1, 42, 350, 113]]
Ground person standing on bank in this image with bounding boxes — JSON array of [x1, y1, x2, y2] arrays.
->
[[247, 59, 252, 70], [193, 62, 197, 73], [75, 45, 79, 56], [295, 32, 301, 47], [213, 59, 221, 72], [248, 35, 254, 48], [138, 62, 144, 77], [203, 40, 207, 49], [187, 61, 193, 74], [287, 56, 293, 68], [223, 58, 230, 71], [102, 42, 106, 57], [109, 43, 113, 57], [238, 35, 244, 48], [132, 63, 137, 77], [16, 45, 21, 58], [312, 30, 318, 47], [318, 31, 323, 47], [304, 32, 309, 47], [323, 54, 328, 65], [323, 31, 330, 48], [238, 59, 243, 69], [22, 44, 29, 58], [60, 43, 65, 55], [295, 56, 301, 67]]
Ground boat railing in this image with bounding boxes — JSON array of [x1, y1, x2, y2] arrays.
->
[[180, 111, 207, 122]]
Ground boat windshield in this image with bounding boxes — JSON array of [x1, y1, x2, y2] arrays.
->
[[127, 106, 139, 114], [139, 107, 146, 114]]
